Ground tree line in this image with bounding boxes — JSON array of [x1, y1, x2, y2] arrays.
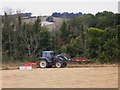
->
[[2, 11, 120, 63], [52, 12, 82, 19]]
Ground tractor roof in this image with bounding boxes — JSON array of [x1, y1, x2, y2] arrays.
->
[[42, 51, 54, 53]]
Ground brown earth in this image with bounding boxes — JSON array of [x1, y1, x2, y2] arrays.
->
[[2, 67, 118, 88]]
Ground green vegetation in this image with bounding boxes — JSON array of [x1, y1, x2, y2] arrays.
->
[[2, 11, 119, 64]]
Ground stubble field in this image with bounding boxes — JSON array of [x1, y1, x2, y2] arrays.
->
[[2, 66, 118, 88]]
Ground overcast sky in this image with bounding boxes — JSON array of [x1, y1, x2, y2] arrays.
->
[[0, 0, 119, 16]]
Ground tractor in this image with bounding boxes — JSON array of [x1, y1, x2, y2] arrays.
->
[[38, 51, 71, 68]]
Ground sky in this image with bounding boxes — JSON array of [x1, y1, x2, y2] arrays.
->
[[0, 0, 119, 16]]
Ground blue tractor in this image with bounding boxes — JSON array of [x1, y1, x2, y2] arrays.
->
[[39, 51, 71, 68]]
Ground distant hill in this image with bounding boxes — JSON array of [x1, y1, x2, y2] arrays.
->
[[2, 12, 82, 31], [41, 16, 66, 31], [22, 16, 66, 31], [22, 12, 83, 31]]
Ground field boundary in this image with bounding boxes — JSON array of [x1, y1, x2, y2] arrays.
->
[[1, 64, 118, 70]]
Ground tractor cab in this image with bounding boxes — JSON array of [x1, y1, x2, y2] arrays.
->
[[42, 51, 55, 59]]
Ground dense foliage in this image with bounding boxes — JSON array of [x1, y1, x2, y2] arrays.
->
[[2, 11, 119, 63], [2, 13, 51, 62]]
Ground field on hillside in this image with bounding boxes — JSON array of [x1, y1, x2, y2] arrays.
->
[[2, 66, 118, 88]]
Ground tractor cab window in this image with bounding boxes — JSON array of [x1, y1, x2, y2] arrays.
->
[[50, 52, 55, 56], [50, 52, 55, 59], [42, 52, 48, 57]]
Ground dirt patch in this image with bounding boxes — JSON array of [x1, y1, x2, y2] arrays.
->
[[2, 67, 118, 88]]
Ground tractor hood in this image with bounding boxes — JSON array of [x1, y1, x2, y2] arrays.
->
[[56, 53, 71, 61]]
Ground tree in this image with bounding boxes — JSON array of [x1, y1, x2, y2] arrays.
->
[[46, 16, 54, 22], [61, 36, 84, 57], [19, 17, 42, 59], [60, 20, 69, 44], [101, 37, 118, 63], [2, 12, 16, 60], [19, 16, 51, 60], [95, 11, 115, 29], [88, 27, 104, 58]]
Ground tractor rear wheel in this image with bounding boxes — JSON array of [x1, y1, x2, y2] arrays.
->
[[55, 61, 63, 68], [63, 63, 67, 67], [39, 60, 48, 68]]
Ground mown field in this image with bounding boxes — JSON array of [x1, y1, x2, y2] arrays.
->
[[2, 66, 118, 88]]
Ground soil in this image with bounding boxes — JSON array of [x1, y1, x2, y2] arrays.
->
[[2, 66, 118, 88]]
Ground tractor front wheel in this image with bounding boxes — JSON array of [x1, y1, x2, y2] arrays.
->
[[55, 61, 63, 68]]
